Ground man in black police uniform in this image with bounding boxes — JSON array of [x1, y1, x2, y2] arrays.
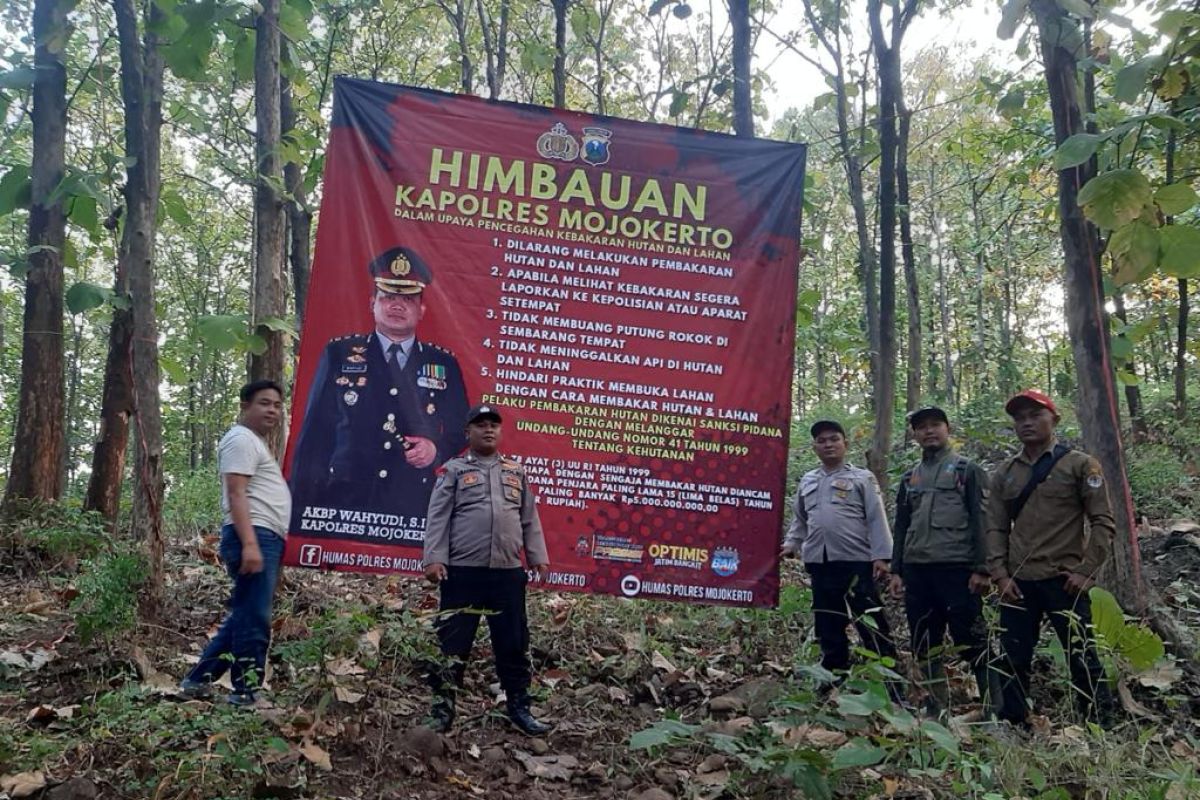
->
[[290, 246, 470, 529]]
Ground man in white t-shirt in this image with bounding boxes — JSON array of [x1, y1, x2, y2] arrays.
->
[[180, 380, 292, 705]]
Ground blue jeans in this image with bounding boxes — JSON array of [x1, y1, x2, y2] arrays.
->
[[185, 525, 283, 694]]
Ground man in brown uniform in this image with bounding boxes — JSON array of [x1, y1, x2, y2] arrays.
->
[[987, 390, 1115, 725], [422, 404, 551, 735]]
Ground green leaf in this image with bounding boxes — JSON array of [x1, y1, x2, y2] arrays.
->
[[918, 719, 959, 755], [1159, 225, 1200, 278], [159, 355, 189, 384], [278, 2, 309, 42], [1113, 59, 1152, 104], [68, 194, 99, 237], [65, 281, 112, 314], [1077, 169, 1153, 230], [1089, 587, 1164, 671], [1115, 368, 1140, 386], [835, 691, 886, 716], [519, 42, 554, 73], [669, 89, 689, 117], [629, 718, 697, 750], [196, 313, 249, 351], [1110, 335, 1133, 360], [831, 738, 885, 769], [256, 315, 297, 336], [1156, 183, 1199, 216], [0, 165, 32, 215], [1054, 133, 1102, 170], [159, 188, 190, 227], [0, 66, 38, 89], [997, 0, 1029, 39], [997, 88, 1025, 117], [233, 31, 255, 82], [798, 289, 821, 308], [1107, 221, 1160, 286]]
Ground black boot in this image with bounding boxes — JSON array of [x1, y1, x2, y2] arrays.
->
[[426, 694, 455, 733], [425, 660, 465, 733], [507, 690, 552, 736]]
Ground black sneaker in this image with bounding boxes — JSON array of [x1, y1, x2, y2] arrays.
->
[[178, 679, 214, 700]]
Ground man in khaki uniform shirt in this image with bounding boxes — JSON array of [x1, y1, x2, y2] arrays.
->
[[422, 404, 550, 735], [987, 389, 1115, 726]]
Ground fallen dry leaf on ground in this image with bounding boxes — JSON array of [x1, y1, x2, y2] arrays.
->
[[0, 771, 46, 798], [300, 739, 333, 771], [513, 751, 579, 781]]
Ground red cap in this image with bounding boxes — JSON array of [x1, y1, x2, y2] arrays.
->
[[1005, 389, 1058, 416]]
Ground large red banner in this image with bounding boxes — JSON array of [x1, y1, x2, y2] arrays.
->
[[283, 79, 806, 608]]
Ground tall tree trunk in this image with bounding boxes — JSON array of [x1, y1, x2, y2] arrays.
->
[[866, 0, 906, 483], [897, 100, 919, 413], [251, 0, 287, 453], [729, 0, 752, 137], [4, 0, 69, 508], [280, 68, 311, 327], [114, 0, 166, 609], [1167, 119, 1187, 419], [552, 0, 568, 107], [1032, 0, 1141, 610]]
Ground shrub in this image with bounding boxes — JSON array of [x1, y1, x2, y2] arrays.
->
[[72, 548, 147, 644]]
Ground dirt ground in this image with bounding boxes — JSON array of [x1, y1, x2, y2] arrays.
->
[[3, 525, 1200, 800]]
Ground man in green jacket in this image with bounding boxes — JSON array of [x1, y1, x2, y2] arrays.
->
[[890, 406, 997, 715]]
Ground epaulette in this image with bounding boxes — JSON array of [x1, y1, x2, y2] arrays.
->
[[426, 341, 457, 357], [330, 333, 368, 343], [501, 456, 522, 467]]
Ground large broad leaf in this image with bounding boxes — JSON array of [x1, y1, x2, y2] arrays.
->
[[1089, 587, 1165, 672], [68, 195, 100, 237], [196, 313, 249, 351], [278, 2, 309, 43], [628, 718, 697, 750], [1107, 220, 1160, 286], [997, 88, 1025, 117], [65, 281, 113, 314], [1077, 169, 1153, 230], [831, 738, 885, 769], [997, 0, 1028, 39], [835, 691, 886, 716], [1054, 133, 1102, 170], [918, 719, 959, 755], [0, 165, 32, 215], [1159, 225, 1200, 278], [1113, 58, 1154, 104], [1109, 335, 1133, 361], [1155, 183, 1199, 216]]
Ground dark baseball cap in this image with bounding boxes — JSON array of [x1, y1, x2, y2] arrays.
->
[[368, 246, 433, 295], [908, 406, 949, 429], [1005, 389, 1058, 416], [466, 404, 502, 425], [810, 419, 845, 438]]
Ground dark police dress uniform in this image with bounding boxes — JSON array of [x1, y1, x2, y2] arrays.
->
[[290, 334, 468, 525], [986, 439, 1114, 724], [289, 244, 470, 537], [892, 444, 995, 710]]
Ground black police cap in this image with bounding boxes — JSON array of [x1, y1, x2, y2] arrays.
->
[[369, 246, 432, 295], [908, 406, 949, 429], [809, 419, 845, 438], [466, 404, 502, 426]]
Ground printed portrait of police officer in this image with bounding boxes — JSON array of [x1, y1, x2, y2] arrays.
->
[[290, 246, 470, 531]]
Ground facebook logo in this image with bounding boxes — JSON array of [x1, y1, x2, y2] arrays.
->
[[298, 544, 323, 567]]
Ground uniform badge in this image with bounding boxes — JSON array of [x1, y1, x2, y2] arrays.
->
[[581, 127, 612, 166], [502, 473, 522, 488], [832, 479, 852, 491], [390, 253, 412, 276], [418, 364, 447, 391], [350, 345, 367, 354], [335, 376, 350, 386], [506, 487, 520, 501], [343, 390, 358, 406], [460, 472, 481, 486], [426, 403, 436, 415], [347, 354, 366, 363], [356, 376, 367, 386], [1087, 474, 1104, 488]]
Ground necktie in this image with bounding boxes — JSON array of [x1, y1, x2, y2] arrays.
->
[[387, 342, 407, 384]]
